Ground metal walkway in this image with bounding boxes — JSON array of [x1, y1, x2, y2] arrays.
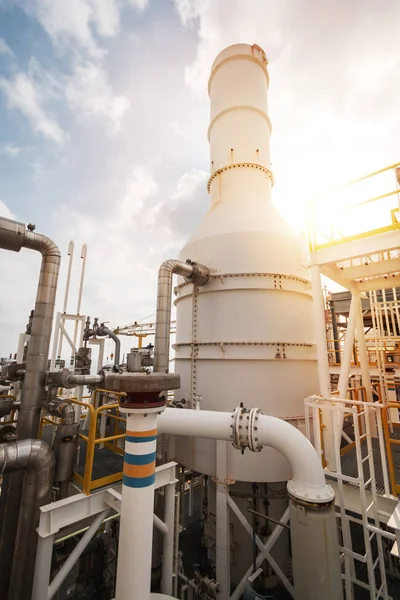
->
[[341, 435, 400, 496], [77, 438, 123, 482]]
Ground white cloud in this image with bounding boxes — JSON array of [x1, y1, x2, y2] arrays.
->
[[21, 0, 148, 59], [0, 199, 14, 219], [25, 0, 108, 59], [174, 0, 289, 94], [49, 166, 161, 331], [126, 0, 148, 10], [117, 166, 158, 221], [0, 70, 66, 143], [0, 37, 15, 58], [1, 144, 22, 157], [65, 61, 130, 128], [171, 168, 207, 203], [151, 168, 208, 238]]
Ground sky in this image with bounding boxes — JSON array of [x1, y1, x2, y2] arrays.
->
[[0, 0, 399, 359]]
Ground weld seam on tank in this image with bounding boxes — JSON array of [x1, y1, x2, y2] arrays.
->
[[208, 52, 269, 95], [207, 106, 272, 140], [207, 163, 274, 193]]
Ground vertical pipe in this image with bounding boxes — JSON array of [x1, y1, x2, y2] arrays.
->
[[355, 297, 377, 436], [310, 265, 335, 468], [57, 241, 74, 360], [154, 260, 194, 374], [162, 482, 175, 596], [72, 244, 87, 353], [32, 535, 54, 600], [338, 291, 359, 399], [0, 229, 60, 598], [330, 301, 341, 364], [115, 411, 158, 600], [16, 333, 28, 364], [310, 265, 331, 396], [50, 312, 62, 370], [215, 440, 230, 599], [173, 489, 180, 598], [290, 499, 343, 600]]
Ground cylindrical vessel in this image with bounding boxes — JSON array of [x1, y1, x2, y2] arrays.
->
[[173, 44, 318, 483], [290, 500, 343, 600], [115, 412, 158, 600]]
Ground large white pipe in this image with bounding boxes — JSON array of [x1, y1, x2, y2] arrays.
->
[[158, 408, 333, 503], [116, 411, 158, 600]]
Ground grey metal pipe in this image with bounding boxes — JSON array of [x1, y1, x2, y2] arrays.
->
[[66, 373, 103, 387], [0, 439, 55, 600], [18, 229, 61, 439], [154, 259, 210, 373], [0, 396, 20, 418], [100, 326, 121, 368], [47, 508, 109, 600], [52, 421, 79, 500], [0, 218, 60, 597]]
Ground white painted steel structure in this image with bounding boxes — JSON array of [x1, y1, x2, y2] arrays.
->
[[173, 43, 318, 483], [115, 410, 159, 600], [305, 395, 396, 600]]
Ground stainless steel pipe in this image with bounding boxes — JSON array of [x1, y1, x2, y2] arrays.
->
[[154, 260, 210, 373], [0, 439, 55, 600], [0, 217, 60, 597]]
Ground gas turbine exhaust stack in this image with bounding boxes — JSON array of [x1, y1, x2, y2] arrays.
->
[[173, 43, 319, 483]]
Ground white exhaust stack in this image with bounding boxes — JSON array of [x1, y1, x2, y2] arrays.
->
[[173, 43, 319, 483]]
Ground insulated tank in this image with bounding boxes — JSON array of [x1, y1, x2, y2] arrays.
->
[[173, 44, 318, 483]]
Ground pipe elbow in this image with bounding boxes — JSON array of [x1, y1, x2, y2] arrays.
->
[[258, 415, 334, 504], [0, 439, 54, 474], [28, 439, 55, 473], [23, 230, 61, 262]]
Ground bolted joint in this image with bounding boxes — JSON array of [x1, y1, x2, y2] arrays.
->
[[231, 405, 263, 453], [47, 368, 76, 389], [184, 260, 210, 286]]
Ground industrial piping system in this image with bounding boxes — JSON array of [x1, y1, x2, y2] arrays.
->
[[0, 217, 60, 599], [158, 406, 342, 600], [0, 439, 54, 600]]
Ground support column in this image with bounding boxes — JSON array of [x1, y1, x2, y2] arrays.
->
[[290, 499, 343, 600], [216, 440, 230, 599], [338, 290, 359, 399], [311, 265, 335, 468], [32, 534, 54, 600], [356, 295, 378, 436], [116, 411, 158, 600], [161, 482, 175, 596]]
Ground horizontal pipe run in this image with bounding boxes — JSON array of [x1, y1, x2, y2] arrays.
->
[[158, 407, 332, 503], [66, 374, 104, 386]]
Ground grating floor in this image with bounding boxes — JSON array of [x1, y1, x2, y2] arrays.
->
[[340, 429, 400, 495], [77, 437, 123, 482]]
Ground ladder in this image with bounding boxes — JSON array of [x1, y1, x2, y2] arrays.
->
[[305, 397, 391, 599]]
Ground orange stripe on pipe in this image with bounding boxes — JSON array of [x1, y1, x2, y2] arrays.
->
[[123, 461, 156, 479], [126, 429, 157, 438]]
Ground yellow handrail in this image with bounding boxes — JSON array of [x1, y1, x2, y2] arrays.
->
[[307, 161, 400, 252], [70, 392, 128, 494]]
